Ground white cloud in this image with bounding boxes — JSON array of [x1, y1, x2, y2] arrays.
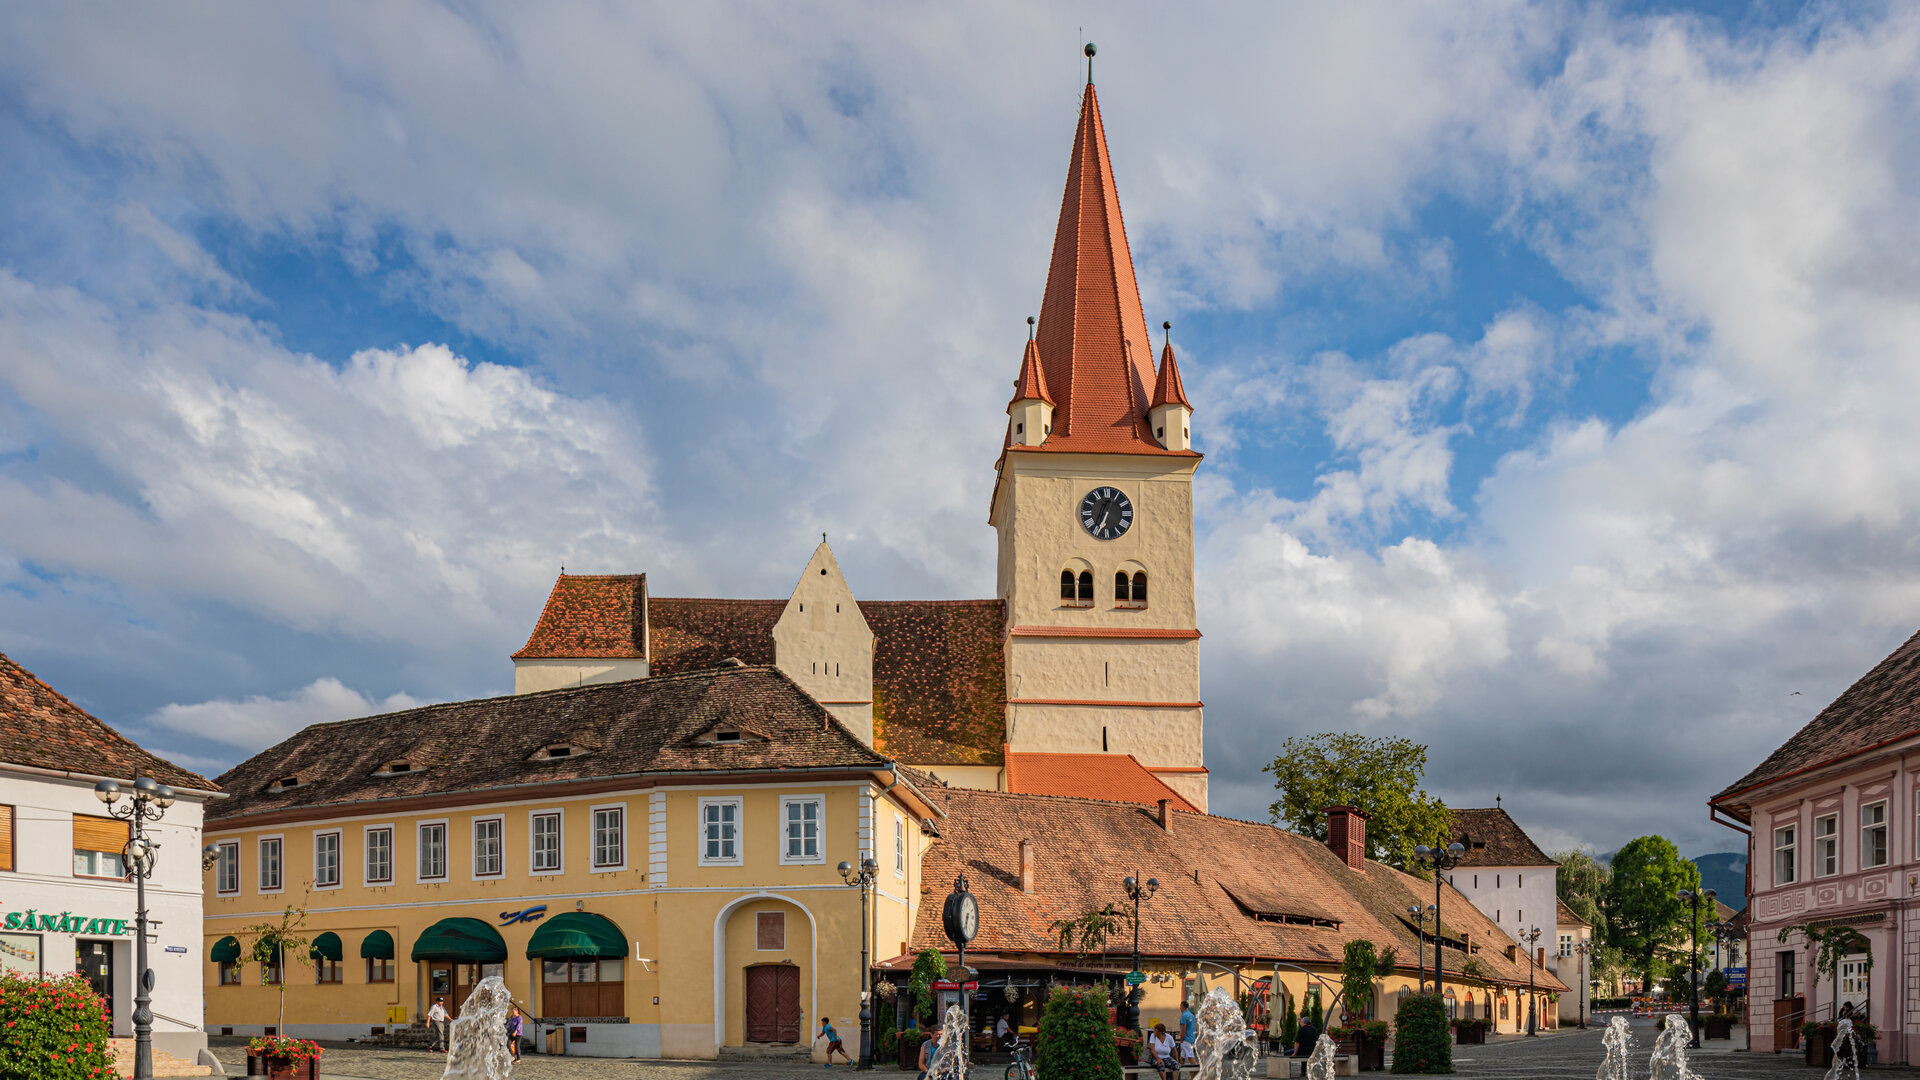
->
[[147, 677, 421, 753]]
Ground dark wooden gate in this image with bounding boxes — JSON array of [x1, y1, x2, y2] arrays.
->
[[745, 965, 801, 1043]]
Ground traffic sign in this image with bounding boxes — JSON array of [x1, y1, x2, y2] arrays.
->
[[1125, 971, 1147, 986], [1724, 967, 1747, 989]]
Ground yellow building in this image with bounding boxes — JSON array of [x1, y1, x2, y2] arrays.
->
[[202, 665, 942, 1058]]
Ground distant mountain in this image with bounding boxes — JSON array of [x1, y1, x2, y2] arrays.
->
[[1692, 852, 1747, 910]]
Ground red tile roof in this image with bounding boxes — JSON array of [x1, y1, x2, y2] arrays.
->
[[1011, 338, 1053, 405], [0, 651, 215, 791], [1024, 82, 1194, 458], [648, 598, 781, 673], [1714, 627, 1920, 812], [511, 574, 647, 659], [1448, 807, 1557, 868], [908, 788, 1563, 990], [1150, 340, 1191, 410], [1005, 751, 1195, 812], [1555, 897, 1589, 929]]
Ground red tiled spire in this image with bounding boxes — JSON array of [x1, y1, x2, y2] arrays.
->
[[1011, 337, 1053, 404], [1150, 338, 1191, 409], [1029, 82, 1173, 454]]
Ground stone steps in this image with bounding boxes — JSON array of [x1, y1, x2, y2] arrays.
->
[[108, 1039, 213, 1078]]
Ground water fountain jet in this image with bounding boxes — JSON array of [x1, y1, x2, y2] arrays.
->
[[441, 974, 513, 1079]]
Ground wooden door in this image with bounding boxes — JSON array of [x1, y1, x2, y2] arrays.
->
[[772, 965, 801, 1043], [745, 966, 779, 1042]]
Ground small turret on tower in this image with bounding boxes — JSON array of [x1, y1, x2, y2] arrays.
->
[[1008, 317, 1054, 447], [1149, 321, 1193, 451]]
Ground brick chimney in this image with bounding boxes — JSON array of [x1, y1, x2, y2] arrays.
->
[[1324, 805, 1369, 871], [1019, 839, 1035, 894], [1158, 799, 1174, 832]]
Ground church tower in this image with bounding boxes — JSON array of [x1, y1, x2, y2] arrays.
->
[[992, 69, 1207, 810]]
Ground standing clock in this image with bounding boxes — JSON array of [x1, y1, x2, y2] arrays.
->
[[1079, 487, 1133, 540], [943, 879, 979, 946]]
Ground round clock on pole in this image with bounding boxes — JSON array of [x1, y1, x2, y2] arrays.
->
[[943, 876, 979, 947]]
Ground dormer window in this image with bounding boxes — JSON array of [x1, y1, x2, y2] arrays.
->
[[267, 775, 304, 793], [714, 730, 743, 743], [372, 761, 418, 777], [529, 743, 592, 761]]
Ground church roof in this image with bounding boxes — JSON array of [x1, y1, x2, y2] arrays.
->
[[510, 573, 647, 659], [1004, 750, 1195, 812], [1011, 338, 1053, 405], [1448, 807, 1557, 868], [1021, 82, 1195, 458], [0, 651, 216, 791], [1151, 339, 1192, 409], [906, 787, 1564, 989]]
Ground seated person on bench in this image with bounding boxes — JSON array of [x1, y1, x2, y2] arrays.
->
[[1146, 1023, 1181, 1080]]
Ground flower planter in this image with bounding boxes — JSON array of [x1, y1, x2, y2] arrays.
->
[[1357, 1039, 1386, 1072], [1805, 1029, 1834, 1068], [1117, 1042, 1139, 1066], [1703, 1018, 1733, 1041], [1453, 1025, 1486, 1045], [246, 1054, 319, 1079], [897, 1036, 924, 1071]]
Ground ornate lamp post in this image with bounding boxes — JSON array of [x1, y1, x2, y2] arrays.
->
[[839, 857, 881, 1069], [1413, 843, 1465, 997], [1514, 926, 1542, 1035], [94, 776, 205, 1080], [1677, 886, 1716, 1049], [1573, 940, 1595, 1028], [1122, 875, 1159, 1030]]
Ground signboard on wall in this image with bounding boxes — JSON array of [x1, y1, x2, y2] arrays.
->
[[1724, 967, 1746, 989], [0, 933, 41, 975]]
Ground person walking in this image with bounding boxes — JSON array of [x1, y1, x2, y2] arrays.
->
[[506, 1005, 524, 1064], [427, 997, 450, 1052], [1146, 1023, 1180, 1080], [821, 1017, 851, 1067], [1180, 1002, 1197, 1060]]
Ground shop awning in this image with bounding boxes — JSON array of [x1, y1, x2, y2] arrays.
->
[[360, 930, 395, 960], [309, 932, 343, 962], [411, 918, 507, 963], [210, 936, 241, 963], [525, 912, 628, 959]]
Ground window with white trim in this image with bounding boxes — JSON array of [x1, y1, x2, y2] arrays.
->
[[782, 797, 822, 863], [592, 807, 624, 869], [314, 830, 341, 888], [365, 827, 393, 884], [531, 812, 562, 873], [700, 798, 741, 864], [216, 841, 240, 895], [259, 837, 283, 892], [1774, 823, 1797, 886], [895, 815, 906, 876], [1861, 800, 1889, 868], [1814, 813, 1839, 877], [1558, 934, 1573, 958], [419, 823, 447, 880], [474, 817, 504, 877]]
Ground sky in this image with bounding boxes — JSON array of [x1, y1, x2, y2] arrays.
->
[[4, 1, 1918, 860]]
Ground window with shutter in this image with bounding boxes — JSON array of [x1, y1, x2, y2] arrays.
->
[[73, 814, 129, 878], [0, 805, 12, 872]]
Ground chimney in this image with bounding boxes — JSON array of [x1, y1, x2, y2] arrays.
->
[[1019, 839, 1035, 894], [1324, 805, 1369, 871], [1158, 799, 1174, 832]]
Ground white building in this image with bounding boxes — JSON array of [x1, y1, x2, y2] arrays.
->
[[1445, 803, 1564, 1027], [0, 651, 221, 1069], [1551, 897, 1593, 1025]]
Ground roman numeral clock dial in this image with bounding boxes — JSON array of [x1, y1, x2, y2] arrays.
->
[[1078, 487, 1134, 540]]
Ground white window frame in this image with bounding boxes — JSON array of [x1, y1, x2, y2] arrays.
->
[[1814, 813, 1839, 878], [472, 815, 505, 879], [590, 803, 627, 873], [1774, 823, 1798, 886], [258, 834, 284, 895], [698, 796, 743, 866], [215, 841, 240, 895], [417, 819, 449, 883], [894, 814, 906, 878], [1861, 800, 1890, 869], [363, 824, 394, 886], [779, 795, 825, 865], [529, 808, 564, 876], [313, 829, 342, 890]]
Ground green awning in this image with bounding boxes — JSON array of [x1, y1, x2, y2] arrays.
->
[[525, 912, 628, 960], [411, 918, 507, 963], [360, 930, 395, 960], [210, 936, 241, 963], [309, 932, 342, 962]]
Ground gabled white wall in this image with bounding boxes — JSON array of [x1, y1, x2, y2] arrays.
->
[[772, 542, 875, 746]]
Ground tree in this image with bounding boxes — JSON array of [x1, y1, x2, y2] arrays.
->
[[1264, 733, 1453, 869], [243, 900, 310, 1033], [1049, 902, 1133, 963], [908, 948, 948, 1025], [1601, 836, 1698, 989], [1389, 993, 1452, 1074], [1551, 847, 1611, 940], [1034, 985, 1123, 1080], [1338, 941, 1398, 1022]]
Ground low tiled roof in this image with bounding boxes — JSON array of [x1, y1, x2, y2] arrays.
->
[[1005, 751, 1195, 812], [866, 600, 1005, 766], [910, 788, 1564, 990], [1555, 898, 1589, 929], [1714, 628, 1920, 809], [1449, 807, 1556, 868], [0, 651, 215, 791], [511, 574, 646, 659], [647, 598, 781, 673], [210, 665, 886, 823]]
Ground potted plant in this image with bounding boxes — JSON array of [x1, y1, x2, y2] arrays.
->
[[1114, 1027, 1141, 1066], [1450, 1017, 1488, 1045], [896, 1030, 925, 1071], [1356, 1020, 1390, 1071], [1847, 1021, 1877, 1067], [1803, 1021, 1834, 1068], [245, 1035, 323, 1079], [1701, 1013, 1734, 1041]]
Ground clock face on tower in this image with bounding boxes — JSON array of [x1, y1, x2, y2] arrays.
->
[[1079, 487, 1134, 540]]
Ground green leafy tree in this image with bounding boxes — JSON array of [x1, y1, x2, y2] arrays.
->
[[1049, 902, 1133, 963], [1281, 993, 1299, 1048], [1552, 847, 1611, 939], [1034, 985, 1123, 1080], [0, 971, 114, 1080], [908, 948, 948, 1025], [1389, 993, 1452, 1074], [1264, 733, 1452, 870], [1602, 836, 1699, 989], [243, 900, 310, 1033], [1339, 940, 1395, 1021]]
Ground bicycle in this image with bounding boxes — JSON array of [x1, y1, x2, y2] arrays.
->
[[1006, 1041, 1035, 1080]]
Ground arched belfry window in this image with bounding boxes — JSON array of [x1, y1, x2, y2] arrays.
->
[[1077, 570, 1094, 603], [1114, 571, 1130, 602], [1116, 569, 1148, 608], [1132, 572, 1147, 604], [1060, 570, 1075, 601]]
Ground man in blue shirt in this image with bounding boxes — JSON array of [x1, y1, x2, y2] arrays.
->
[[1180, 1003, 1197, 1059]]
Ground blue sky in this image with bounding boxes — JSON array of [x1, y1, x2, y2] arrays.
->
[[4, 1, 1919, 858]]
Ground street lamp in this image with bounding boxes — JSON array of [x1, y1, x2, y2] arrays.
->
[[839, 857, 881, 1069], [94, 777, 183, 1080], [1122, 875, 1160, 1030], [1677, 887, 1716, 1049], [1406, 904, 1435, 993], [1514, 926, 1542, 1036], [1573, 940, 1595, 1028], [1413, 843, 1465, 998]]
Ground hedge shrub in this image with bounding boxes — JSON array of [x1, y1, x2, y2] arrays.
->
[[1390, 992, 1452, 1074], [0, 971, 114, 1080], [1035, 985, 1122, 1080]]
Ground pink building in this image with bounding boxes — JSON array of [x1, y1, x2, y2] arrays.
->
[[1712, 629, 1920, 1063]]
